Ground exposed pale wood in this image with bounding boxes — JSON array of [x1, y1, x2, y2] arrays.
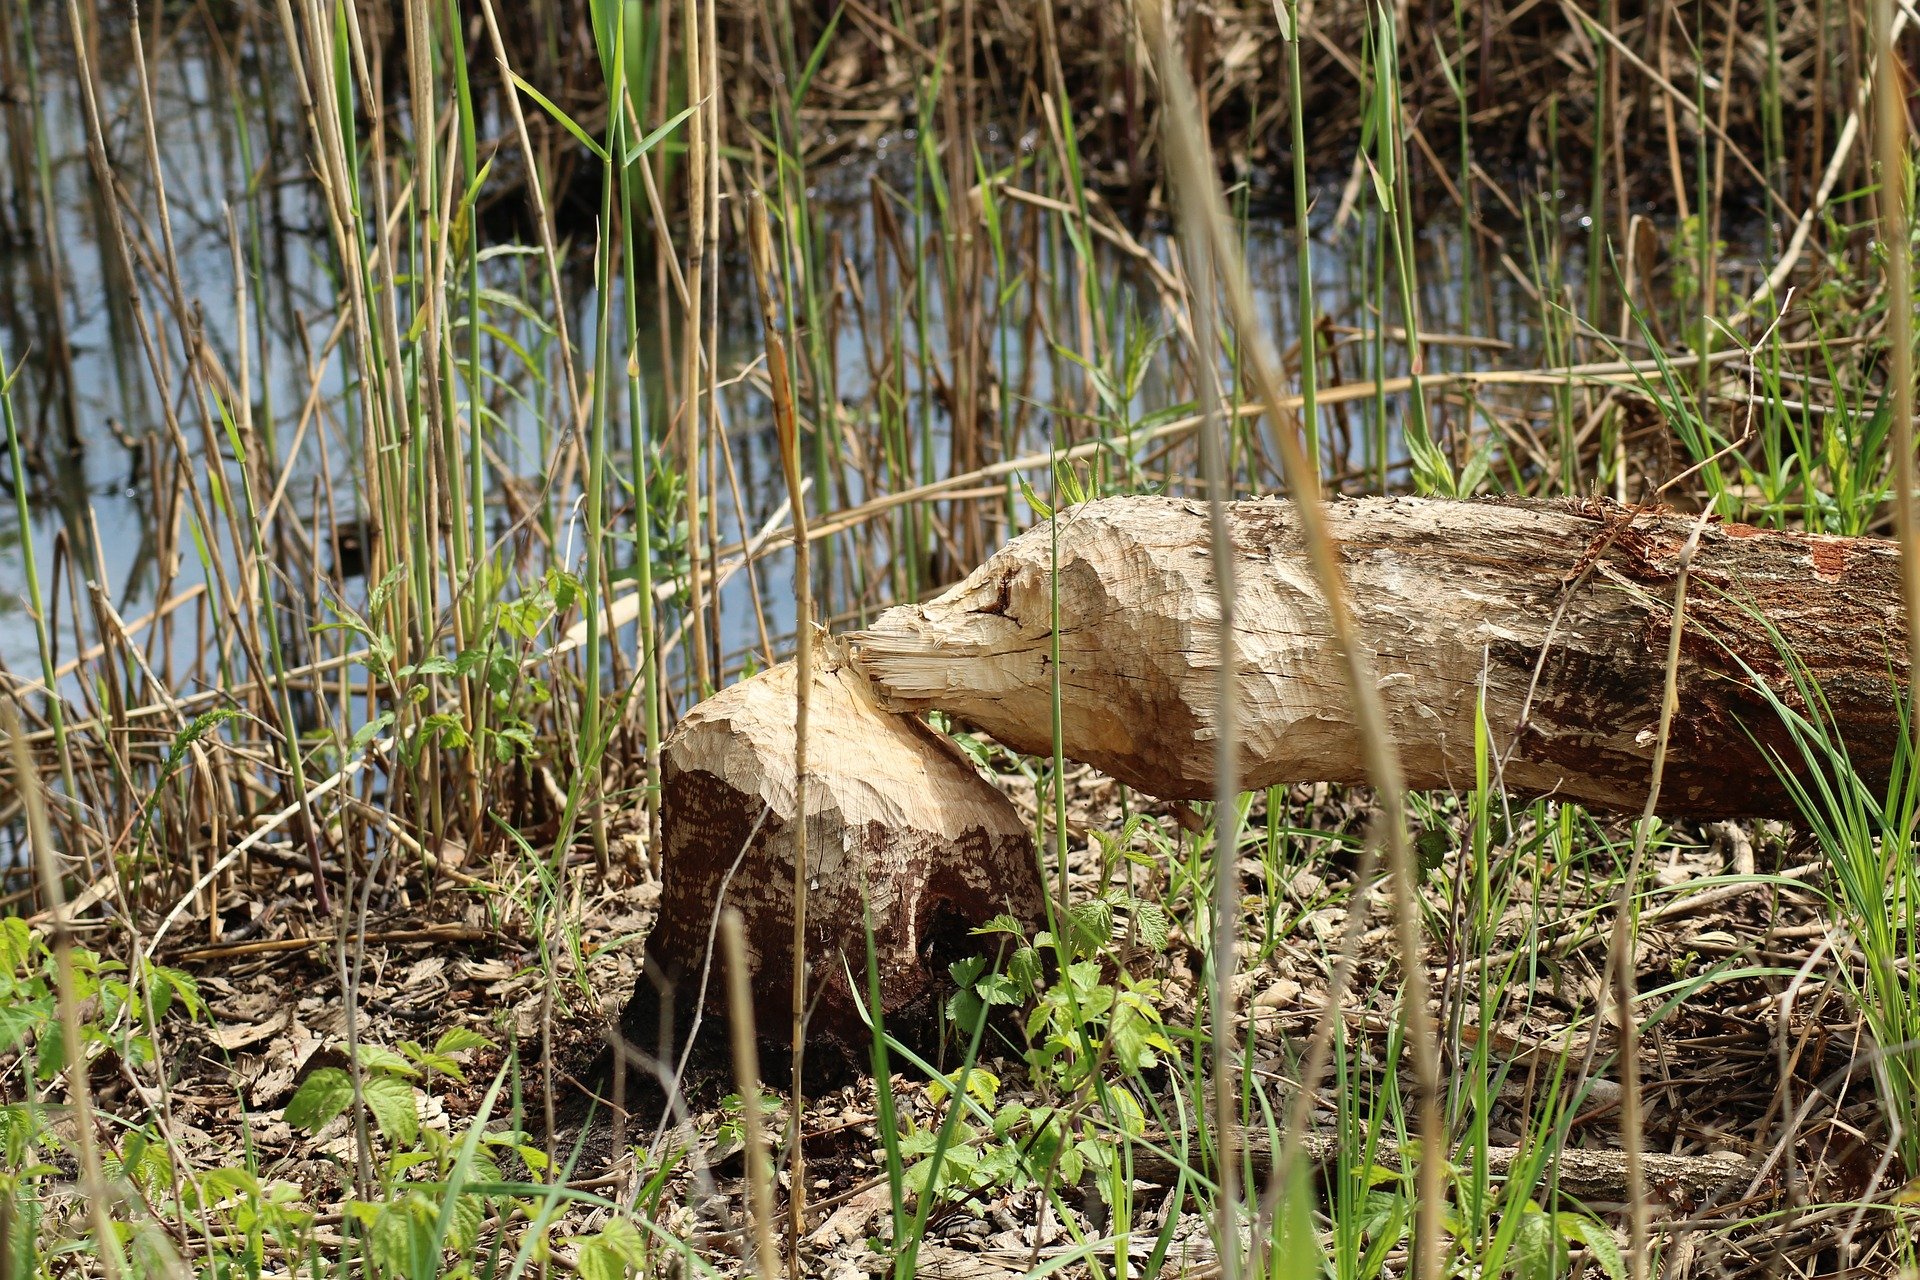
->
[[849, 496, 1907, 817], [621, 644, 1045, 1060]]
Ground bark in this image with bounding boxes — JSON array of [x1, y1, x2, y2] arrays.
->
[[849, 495, 1908, 818], [620, 645, 1045, 1064]]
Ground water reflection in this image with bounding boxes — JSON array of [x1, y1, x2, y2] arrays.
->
[[0, 14, 1596, 693]]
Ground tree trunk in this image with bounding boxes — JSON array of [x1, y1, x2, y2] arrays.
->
[[619, 646, 1045, 1069], [848, 496, 1908, 818]]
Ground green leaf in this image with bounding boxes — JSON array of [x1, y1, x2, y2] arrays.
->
[[927, 1066, 999, 1107], [34, 1020, 66, 1081], [597, 1217, 647, 1267], [1020, 477, 1052, 521], [413, 1052, 465, 1082], [1054, 459, 1089, 506], [0, 995, 50, 1052], [0, 916, 33, 972], [367, 1192, 438, 1278], [974, 973, 1021, 1006], [508, 71, 608, 160], [946, 987, 985, 1033], [366, 561, 409, 615], [285, 1068, 355, 1134], [577, 1237, 630, 1280], [399, 655, 460, 678], [351, 711, 395, 754], [447, 1189, 487, 1253], [363, 1073, 420, 1148], [386, 1150, 438, 1176], [1067, 899, 1115, 957], [624, 105, 696, 164], [1509, 1206, 1557, 1280], [1557, 1213, 1626, 1280], [150, 964, 205, 1020], [547, 567, 584, 616], [970, 913, 1026, 938], [1127, 900, 1171, 952], [1059, 1141, 1084, 1186], [355, 1044, 420, 1077], [435, 1027, 494, 1056], [948, 956, 988, 989], [1105, 1084, 1147, 1137], [1008, 946, 1043, 996]]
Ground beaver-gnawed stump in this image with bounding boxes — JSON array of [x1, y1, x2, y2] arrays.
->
[[615, 644, 1045, 1079]]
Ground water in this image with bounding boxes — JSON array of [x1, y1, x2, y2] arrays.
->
[[0, 16, 1620, 695]]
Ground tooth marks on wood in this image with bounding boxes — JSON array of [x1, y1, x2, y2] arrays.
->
[[848, 495, 1906, 818], [619, 648, 1046, 1068]]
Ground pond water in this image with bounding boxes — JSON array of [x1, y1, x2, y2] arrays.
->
[[0, 15, 1680, 698]]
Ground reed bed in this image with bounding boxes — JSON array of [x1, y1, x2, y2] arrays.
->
[[1, 0, 1918, 1275]]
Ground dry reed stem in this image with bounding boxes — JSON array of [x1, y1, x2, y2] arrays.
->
[[4, 697, 123, 1279], [1611, 512, 1710, 1280], [1876, 0, 1920, 746], [748, 193, 812, 1267], [474, 0, 584, 428], [1132, 4, 1446, 1278], [1173, 152, 1249, 1280], [722, 908, 783, 1280], [682, 0, 712, 694]]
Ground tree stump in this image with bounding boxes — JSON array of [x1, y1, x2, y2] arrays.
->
[[618, 644, 1045, 1073], [848, 495, 1909, 818]]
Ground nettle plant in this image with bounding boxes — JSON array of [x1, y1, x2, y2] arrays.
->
[[283, 1031, 549, 1276], [0, 916, 203, 1081], [320, 563, 580, 769], [916, 881, 1175, 1203], [0, 917, 238, 1273]]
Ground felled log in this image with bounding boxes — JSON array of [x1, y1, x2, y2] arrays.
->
[[618, 644, 1045, 1068], [849, 495, 1908, 818], [1129, 1129, 1761, 1205]]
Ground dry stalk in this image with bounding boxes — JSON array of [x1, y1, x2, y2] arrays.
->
[[681, 0, 712, 694], [721, 909, 783, 1280], [4, 697, 123, 1279], [1603, 510, 1710, 1280], [747, 193, 812, 1266], [1131, 3, 1445, 1277], [1876, 0, 1920, 734], [1171, 157, 1248, 1278], [472, 0, 585, 426]]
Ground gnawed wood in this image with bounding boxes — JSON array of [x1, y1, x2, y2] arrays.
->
[[849, 495, 1907, 817], [619, 644, 1045, 1065]]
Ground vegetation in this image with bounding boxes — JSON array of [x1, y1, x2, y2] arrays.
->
[[2, 0, 1920, 1275]]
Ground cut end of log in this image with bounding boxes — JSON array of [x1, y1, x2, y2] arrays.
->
[[618, 645, 1046, 1072]]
